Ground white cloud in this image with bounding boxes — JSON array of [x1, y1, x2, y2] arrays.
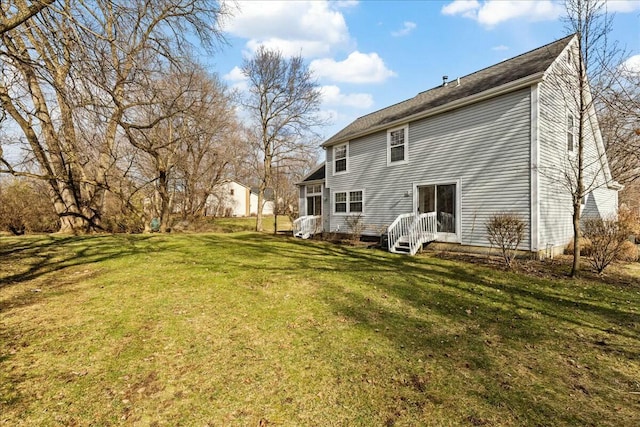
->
[[223, 66, 248, 92], [622, 54, 640, 73], [442, 0, 563, 27], [391, 21, 417, 37], [332, 0, 359, 8], [442, 0, 480, 17], [320, 85, 374, 109], [492, 45, 509, 51], [223, 1, 352, 58], [311, 51, 396, 83], [607, 0, 640, 13]]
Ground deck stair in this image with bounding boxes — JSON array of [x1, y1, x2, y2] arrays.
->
[[293, 215, 322, 239], [388, 212, 437, 255]]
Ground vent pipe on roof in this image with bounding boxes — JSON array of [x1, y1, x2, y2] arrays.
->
[[442, 75, 448, 87], [456, 77, 460, 86]]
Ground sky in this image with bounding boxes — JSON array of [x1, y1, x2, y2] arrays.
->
[[209, 0, 639, 144]]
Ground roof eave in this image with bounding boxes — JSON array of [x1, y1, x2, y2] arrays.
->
[[321, 71, 546, 148], [295, 178, 324, 186]]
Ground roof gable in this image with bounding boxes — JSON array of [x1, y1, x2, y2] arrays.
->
[[323, 35, 575, 147], [298, 163, 325, 184]]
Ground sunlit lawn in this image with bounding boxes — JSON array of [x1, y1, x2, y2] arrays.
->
[[1, 231, 639, 426]]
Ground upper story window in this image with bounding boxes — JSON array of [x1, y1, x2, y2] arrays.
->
[[387, 125, 408, 165], [333, 143, 348, 175], [567, 113, 575, 152], [230, 188, 235, 196]]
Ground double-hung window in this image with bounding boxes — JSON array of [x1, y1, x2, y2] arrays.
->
[[567, 113, 575, 152], [334, 190, 363, 214], [387, 125, 408, 165], [334, 143, 348, 174]]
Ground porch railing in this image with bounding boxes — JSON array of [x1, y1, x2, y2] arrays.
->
[[293, 215, 322, 239], [387, 212, 415, 253], [388, 212, 437, 255]]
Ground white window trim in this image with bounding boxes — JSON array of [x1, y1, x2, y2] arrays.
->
[[387, 125, 409, 166], [412, 179, 461, 243], [333, 189, 365, 215], [306, 184, 322, 196], [567, 112, 575, 153], [333, 142, 349, 176]]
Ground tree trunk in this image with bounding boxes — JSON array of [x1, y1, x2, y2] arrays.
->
[[256, 178, 265, 232], [571, 198, 581, 276], [157, 169, 172, 232], [51, 184, 92, 234]]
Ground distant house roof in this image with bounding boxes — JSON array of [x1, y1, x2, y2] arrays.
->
[[298, 164, 325, 184], [323, 34, 575, 147]]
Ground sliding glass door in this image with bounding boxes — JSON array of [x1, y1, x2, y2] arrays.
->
[[417, 183, 457, 234]]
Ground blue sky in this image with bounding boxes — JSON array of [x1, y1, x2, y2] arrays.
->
[[212, 0, 640, 142]]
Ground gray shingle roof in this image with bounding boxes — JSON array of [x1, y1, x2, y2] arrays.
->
[[323, 35, 575, 147]]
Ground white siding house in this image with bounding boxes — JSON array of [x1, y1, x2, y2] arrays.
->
[[206, 181, 274, 217], [297, 35, 621, 256]]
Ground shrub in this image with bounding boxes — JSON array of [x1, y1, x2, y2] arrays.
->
[[582, 216, 632, 273], [618, 241, 639, 262], [486, 213, 525, 268], [0, 178, 59, 234], [565, 237, 592, 256], [344, 214, 365, 245], [101, 192, 145, 233]]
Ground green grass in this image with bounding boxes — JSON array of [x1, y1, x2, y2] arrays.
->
[[1, 232, 639, 426]]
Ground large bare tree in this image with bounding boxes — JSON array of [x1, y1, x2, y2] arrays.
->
[[560, 0, 621, 276], [241, 46, 324, 232], [0, 0, 226, 233], [120, 67, 238, 231]]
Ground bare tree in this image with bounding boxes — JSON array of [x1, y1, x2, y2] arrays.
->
[[560, 0, 620, 276], [598, 58, 640, 186], [0, 0, 54, 34], [0, 0, 226, 233], [271, 153, 318, 233], [241, 46, 325, 232], [174, 73, 240, 220]]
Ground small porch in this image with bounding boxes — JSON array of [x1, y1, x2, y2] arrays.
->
[[293, 215, 322, 239], [387, 212, 438, 255]]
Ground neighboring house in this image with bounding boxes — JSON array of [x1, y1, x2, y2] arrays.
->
[[296, 35, 621, 256], [206, 181, 274, 217]]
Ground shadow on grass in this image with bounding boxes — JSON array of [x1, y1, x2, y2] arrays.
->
[[0, 235, 157, 287], [1, 232, 638, 424], [214, 233, 638, 342], [217, 234, 640, 424]]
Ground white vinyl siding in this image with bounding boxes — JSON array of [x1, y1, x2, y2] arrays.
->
[[326, 88, 532, 244], [537, 43, 616, 251]]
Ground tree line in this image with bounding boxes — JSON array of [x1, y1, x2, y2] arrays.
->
[[0, 0, 321, 234]]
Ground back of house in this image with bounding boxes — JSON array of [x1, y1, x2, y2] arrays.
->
[[297, 35, 620, 256]]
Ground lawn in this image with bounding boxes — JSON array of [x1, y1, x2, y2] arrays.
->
[[1, 232, 639, 426]]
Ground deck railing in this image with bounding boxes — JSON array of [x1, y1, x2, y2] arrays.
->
[[293, 215, 322, 239], [387, 212, 416, 252], [388, 212, 437, 255]]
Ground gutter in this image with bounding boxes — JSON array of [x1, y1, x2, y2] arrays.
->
[[322, 71, 546, 147]]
